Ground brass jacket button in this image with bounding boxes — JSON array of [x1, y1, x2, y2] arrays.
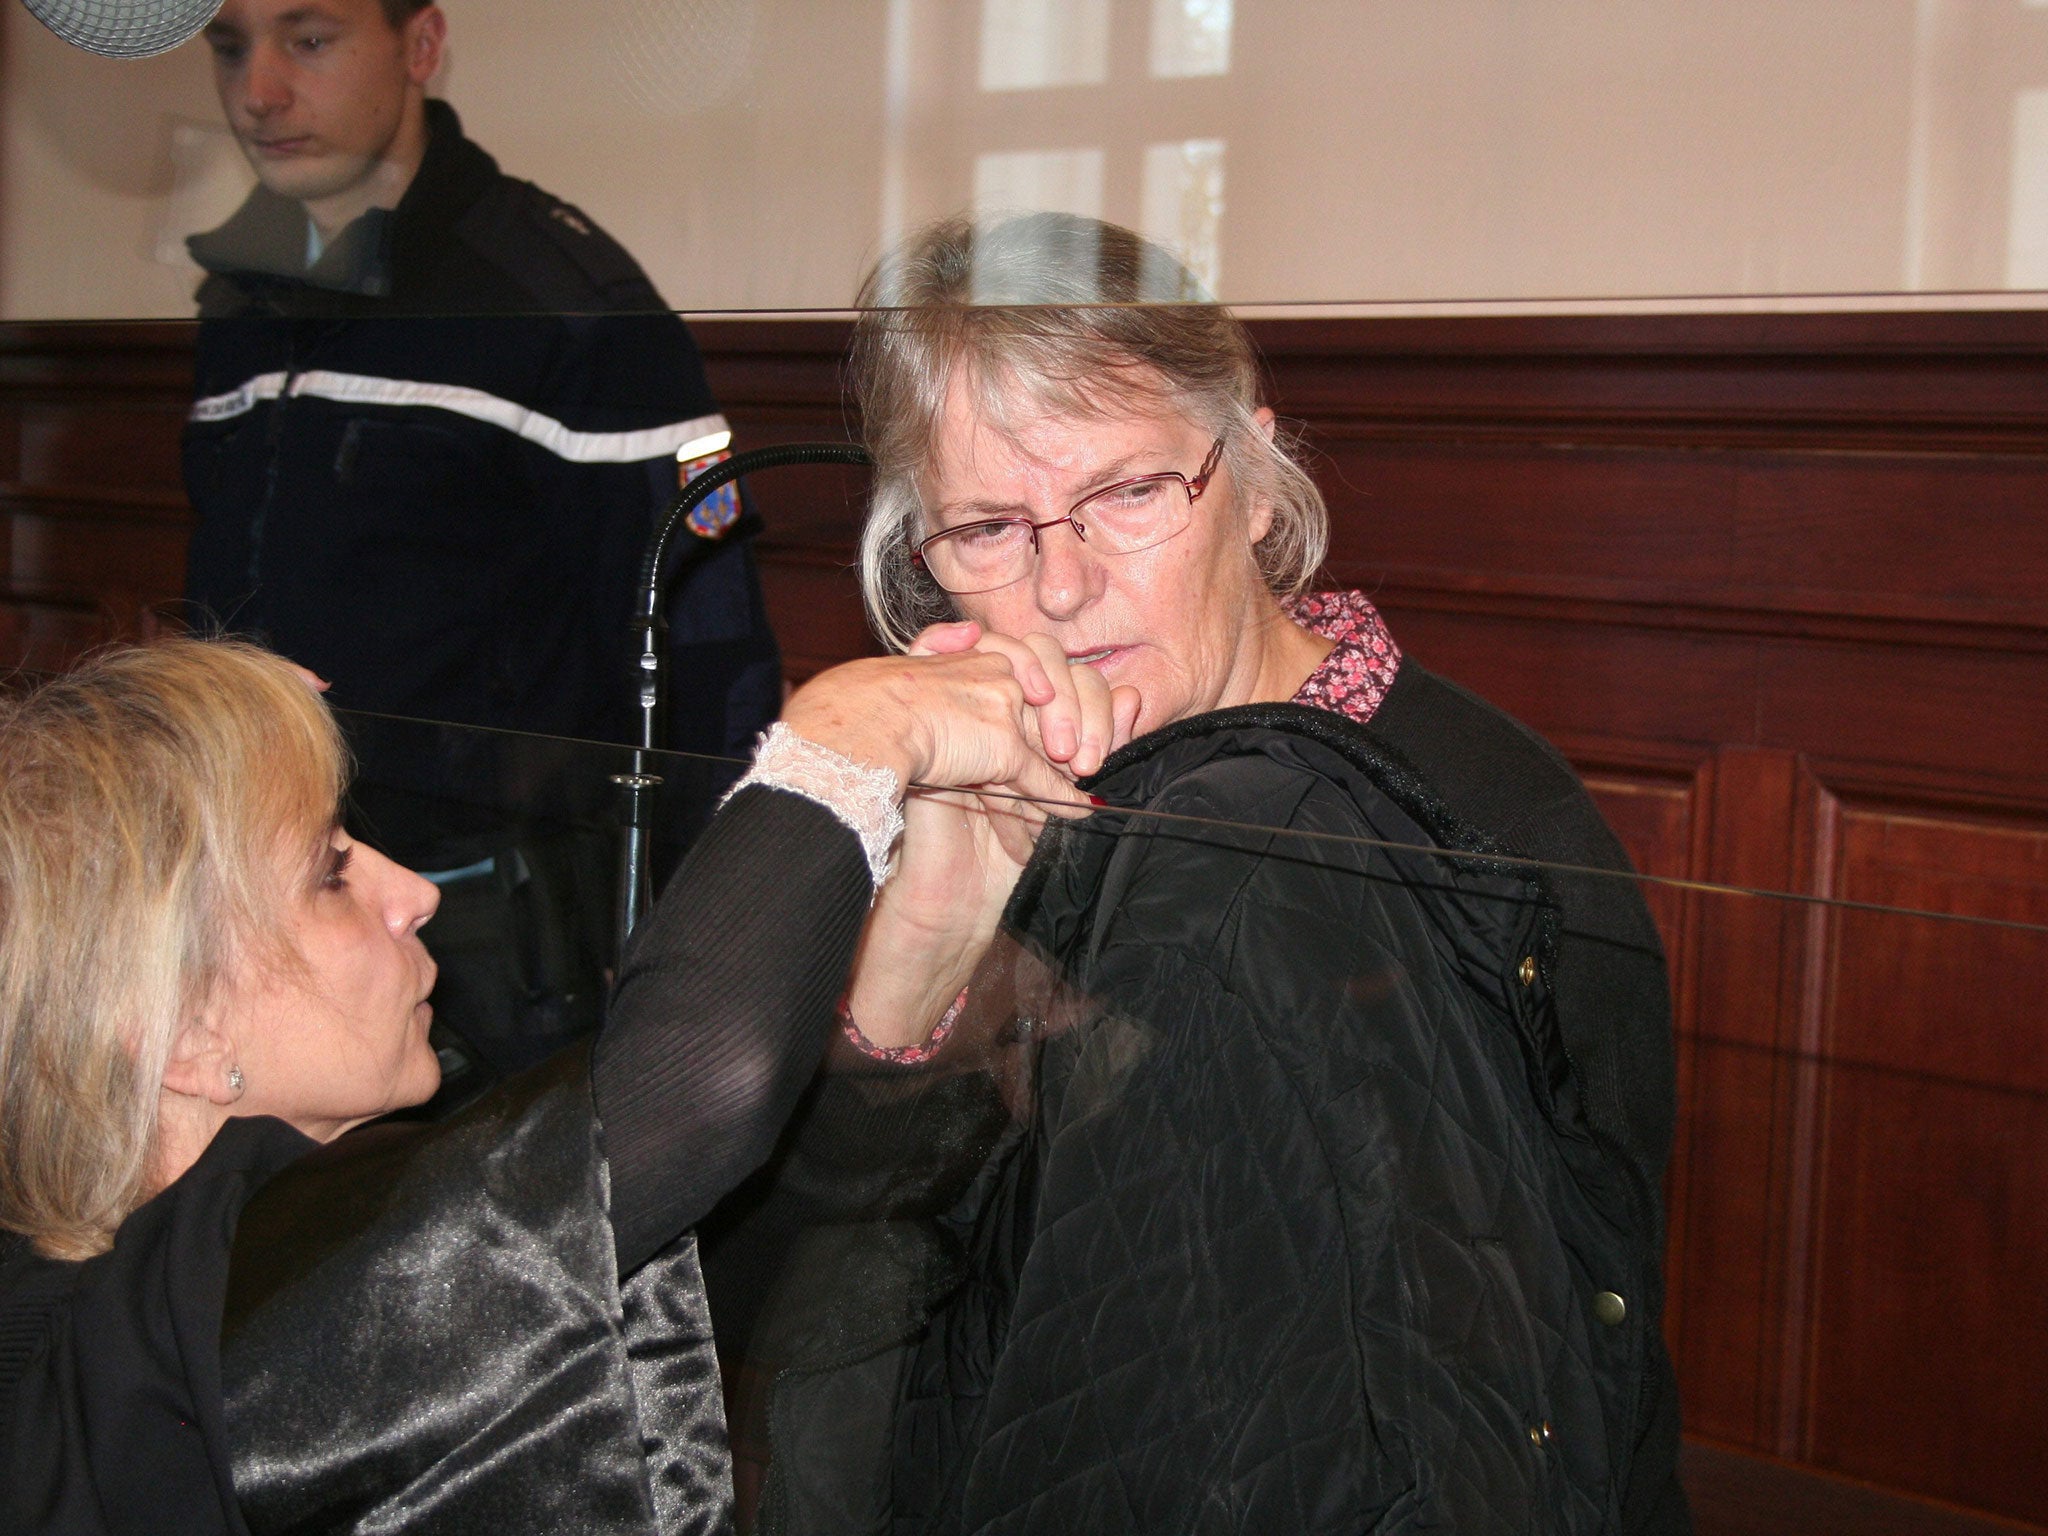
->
[[1517, 955, 1537, 987], [1528, 1419, 1554, 1447], [1593, 1291, 1628, 1327]]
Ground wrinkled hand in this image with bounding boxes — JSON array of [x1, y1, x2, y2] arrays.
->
[[910, 620, 1142, 781], [834, 624, 1142, 1052], [779, 642, 1093, 861]]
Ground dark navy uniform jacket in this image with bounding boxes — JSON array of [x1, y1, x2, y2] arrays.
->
[[183, 100, 779, 754]]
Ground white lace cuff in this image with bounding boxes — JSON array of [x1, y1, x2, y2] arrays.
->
[[726, 722, 904, 885]]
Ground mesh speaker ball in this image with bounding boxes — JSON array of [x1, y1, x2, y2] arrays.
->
[[22, 0, 225, 59]]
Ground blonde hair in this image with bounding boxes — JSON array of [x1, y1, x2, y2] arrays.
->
[[0, 640, 347, 1260], [851, 212, 1329, 651]]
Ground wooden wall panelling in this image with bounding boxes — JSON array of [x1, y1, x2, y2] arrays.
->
[[1771, 755, 1840, 1464], [1797, 786, 2048, 1527], [1730, 453, 2048, 628], [755, 540, 877, 681], [9, 490, 190, 596], [1329, 445, 2048, 644], [1318, 439, 1748, 598], [1752, 638, 2048, 800], [0, 587, 107, 677], [1372, 604, 1764, 750], [1682, 1440, 2048, 1536], [1670, 748, 1808, 1450], [1249, 322, 2048, 1520], [1243, 311, 2048, 433], [0, 323, 196, 671]]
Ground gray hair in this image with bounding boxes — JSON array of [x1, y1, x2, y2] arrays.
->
[[850, 213, 1328, 652]]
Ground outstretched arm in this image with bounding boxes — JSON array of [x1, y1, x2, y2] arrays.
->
[[591, 644, 1108, 1275]]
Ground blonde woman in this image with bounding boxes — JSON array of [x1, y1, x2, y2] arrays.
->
[[0, 633, 1129, 1535]]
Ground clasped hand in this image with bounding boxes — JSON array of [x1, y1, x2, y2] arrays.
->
[[781, 622, 1141, 1052]]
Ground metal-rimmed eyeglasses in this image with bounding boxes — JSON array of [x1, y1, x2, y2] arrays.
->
[[910, 437, 1227, 596]]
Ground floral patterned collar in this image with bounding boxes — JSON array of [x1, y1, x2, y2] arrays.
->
[[1287, 590, 1402, 725]]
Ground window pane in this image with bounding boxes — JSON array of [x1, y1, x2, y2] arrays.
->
[[980, 0, 1110, 91], [1141, 138, 1227, 294], [2008, 89, 2048, 287], [974, 148, 1107, 220], [1150, 0, 1232, 79]]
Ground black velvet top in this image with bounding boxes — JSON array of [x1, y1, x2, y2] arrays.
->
[[0, 785, 872, 1535]]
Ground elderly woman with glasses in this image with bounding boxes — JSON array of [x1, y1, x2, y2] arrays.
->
[[707, 213, 1687, 1536]]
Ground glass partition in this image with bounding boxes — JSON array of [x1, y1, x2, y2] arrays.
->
[[336, 706, 744, 1112], [679, 775, 2048, 1533], [318, 707, 2048, 1529], [0, 664, 2031, 1526], [8, 0, 2048, 319]]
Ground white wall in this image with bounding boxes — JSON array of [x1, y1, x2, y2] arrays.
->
[[6, 0, 2048, 319]]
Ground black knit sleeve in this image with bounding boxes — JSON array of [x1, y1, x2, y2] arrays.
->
[[591, 785, 874, 1275]]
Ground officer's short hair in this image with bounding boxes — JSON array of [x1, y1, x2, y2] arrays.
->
[[379, 0, 434, 25]]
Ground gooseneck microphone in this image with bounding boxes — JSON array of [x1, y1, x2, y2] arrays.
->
[[616, 441, 873, 961]]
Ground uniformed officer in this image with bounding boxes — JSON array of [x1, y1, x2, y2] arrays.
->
[[183, 0, 782, 1093], [184, 0, 777, 751]]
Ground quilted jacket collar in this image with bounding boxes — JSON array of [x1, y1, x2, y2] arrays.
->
[[1007, 700, 1573, 1110], [1016, 700, 1548, 940]]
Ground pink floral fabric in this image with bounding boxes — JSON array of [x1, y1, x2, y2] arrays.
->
[[839, 987, 965, 1066], [1286, 590, 1402, 725]]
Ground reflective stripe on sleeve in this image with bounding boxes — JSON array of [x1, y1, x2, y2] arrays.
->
[[188, 368, 729, 466]]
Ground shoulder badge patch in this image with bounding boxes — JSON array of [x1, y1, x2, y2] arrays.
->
[[679, 444, 741, 538]]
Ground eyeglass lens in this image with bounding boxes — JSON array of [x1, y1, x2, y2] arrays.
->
[[919, 470, 1198, 595]]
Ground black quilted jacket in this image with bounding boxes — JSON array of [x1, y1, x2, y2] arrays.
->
[[735, 698, 1681, 1536]]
